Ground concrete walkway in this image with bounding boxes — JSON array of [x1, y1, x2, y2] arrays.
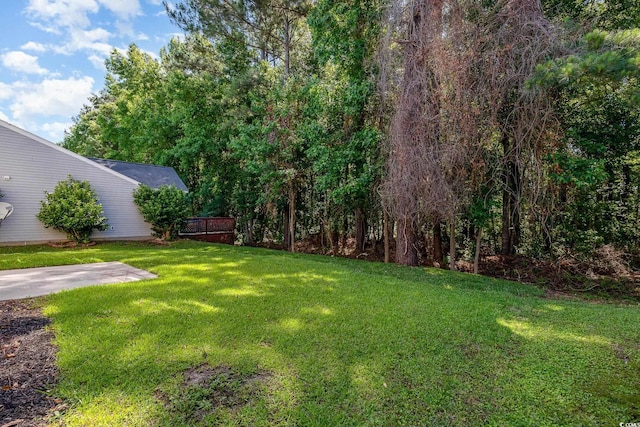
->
[[0, 262, 158, 300]]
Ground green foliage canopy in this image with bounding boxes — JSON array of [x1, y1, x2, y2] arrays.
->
[[61, 0, 640, 269], [531, 27, 640, 252]]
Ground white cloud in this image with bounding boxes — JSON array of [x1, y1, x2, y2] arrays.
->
[[49, 28, 113, 57], [25, 0, 141, 32], [1, 51, 48, 75], [0, 83, 13, 100], [81, 27, 111, 43], [88, 42, 113, 56], [98, 0, 141, 20], [28, 20, 62, 35], [23, 0, 152, 74], [21, 41, 47, 52], [40, 121, 72, 140], [87, 54, 106, 69], [7, 76, 94, 122], [0, 110, 9, 122], [115, 20, 135, 38], [25, 0, 141, 38], [69, 27, 112, 50], [26, 0, 100, 29]]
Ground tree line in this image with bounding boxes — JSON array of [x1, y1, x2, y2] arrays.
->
[[63, 0, 640, 271]]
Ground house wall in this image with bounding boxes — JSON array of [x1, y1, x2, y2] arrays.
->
[[0, 121, 152, 245]]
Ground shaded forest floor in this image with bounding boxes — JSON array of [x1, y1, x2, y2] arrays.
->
[[261, 237, 640, 302]]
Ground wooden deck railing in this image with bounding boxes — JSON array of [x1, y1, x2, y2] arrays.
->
[[179, 217, 235, 244]]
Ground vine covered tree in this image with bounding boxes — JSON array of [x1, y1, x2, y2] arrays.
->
[[383, 0, 558, 266]]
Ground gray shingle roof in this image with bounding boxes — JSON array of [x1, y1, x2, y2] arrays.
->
[[88, 158, 188, 191]]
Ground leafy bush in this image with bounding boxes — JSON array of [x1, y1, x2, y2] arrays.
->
[[133, 184, 189, 240], [37, 176, 108, 243]]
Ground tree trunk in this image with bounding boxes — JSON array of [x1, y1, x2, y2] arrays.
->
[[323, 194, 332, 251], [331, 229, 339, 255], [341, 214, 348, 250], [449, 218, 456, 271], [355, 207, 366, 253], [396, 217, 419, 266], [622, 162, 632, 208], [387, 0, 432, 268], [284, 17, 291, 78], [501, 187, 512, 255], [245, 217, 255, 246], [473, 227, 482, 274], [501, 135, 521, 256], [283, 207, 290, 249], [288, 185, 296, 252], [384, 210, 391, 264], [433, 222, 443, 266]]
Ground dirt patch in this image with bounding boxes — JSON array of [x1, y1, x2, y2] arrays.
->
[[46, 241, 96, 248], [145, 238, 172, 246], [0, 299, 64, 426], [157, 364, 273, 423], [184, 364, 272, 410]]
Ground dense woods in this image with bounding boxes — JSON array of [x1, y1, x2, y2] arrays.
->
[[63, 0, 640, 280]]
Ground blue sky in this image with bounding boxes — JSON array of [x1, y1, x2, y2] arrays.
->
[[0, 0, 182, 142]]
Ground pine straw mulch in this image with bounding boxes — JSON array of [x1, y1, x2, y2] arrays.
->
[[0, 299, 64, 427]]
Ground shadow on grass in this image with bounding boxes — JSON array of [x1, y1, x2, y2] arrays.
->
[[23, 242, 640, 425]]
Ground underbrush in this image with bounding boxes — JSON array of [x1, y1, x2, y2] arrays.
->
[[263, 238, 640, 301]]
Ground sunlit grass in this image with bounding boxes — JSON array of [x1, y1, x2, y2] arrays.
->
[[1, 241, 639, 426]]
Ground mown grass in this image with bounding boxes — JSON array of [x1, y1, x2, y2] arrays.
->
[[1, 241, 639, 426]]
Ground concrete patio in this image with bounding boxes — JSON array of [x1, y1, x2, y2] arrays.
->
[[0, 262, 157, 300]]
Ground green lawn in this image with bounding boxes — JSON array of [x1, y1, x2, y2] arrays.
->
[[1, 241, 639, 426]]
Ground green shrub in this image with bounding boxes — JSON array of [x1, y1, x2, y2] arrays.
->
[[133, 184, 189, 240], [37, 176, 108, 243]]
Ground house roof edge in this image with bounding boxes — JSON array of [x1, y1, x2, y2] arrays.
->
[[0, 119, 142, 187]]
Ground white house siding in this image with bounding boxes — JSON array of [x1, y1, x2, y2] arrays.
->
[[0, 121, 152, 245]]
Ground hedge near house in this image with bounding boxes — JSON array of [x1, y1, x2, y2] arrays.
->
[[133, 184, 189, 240], [37, 176, 108, 243]]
